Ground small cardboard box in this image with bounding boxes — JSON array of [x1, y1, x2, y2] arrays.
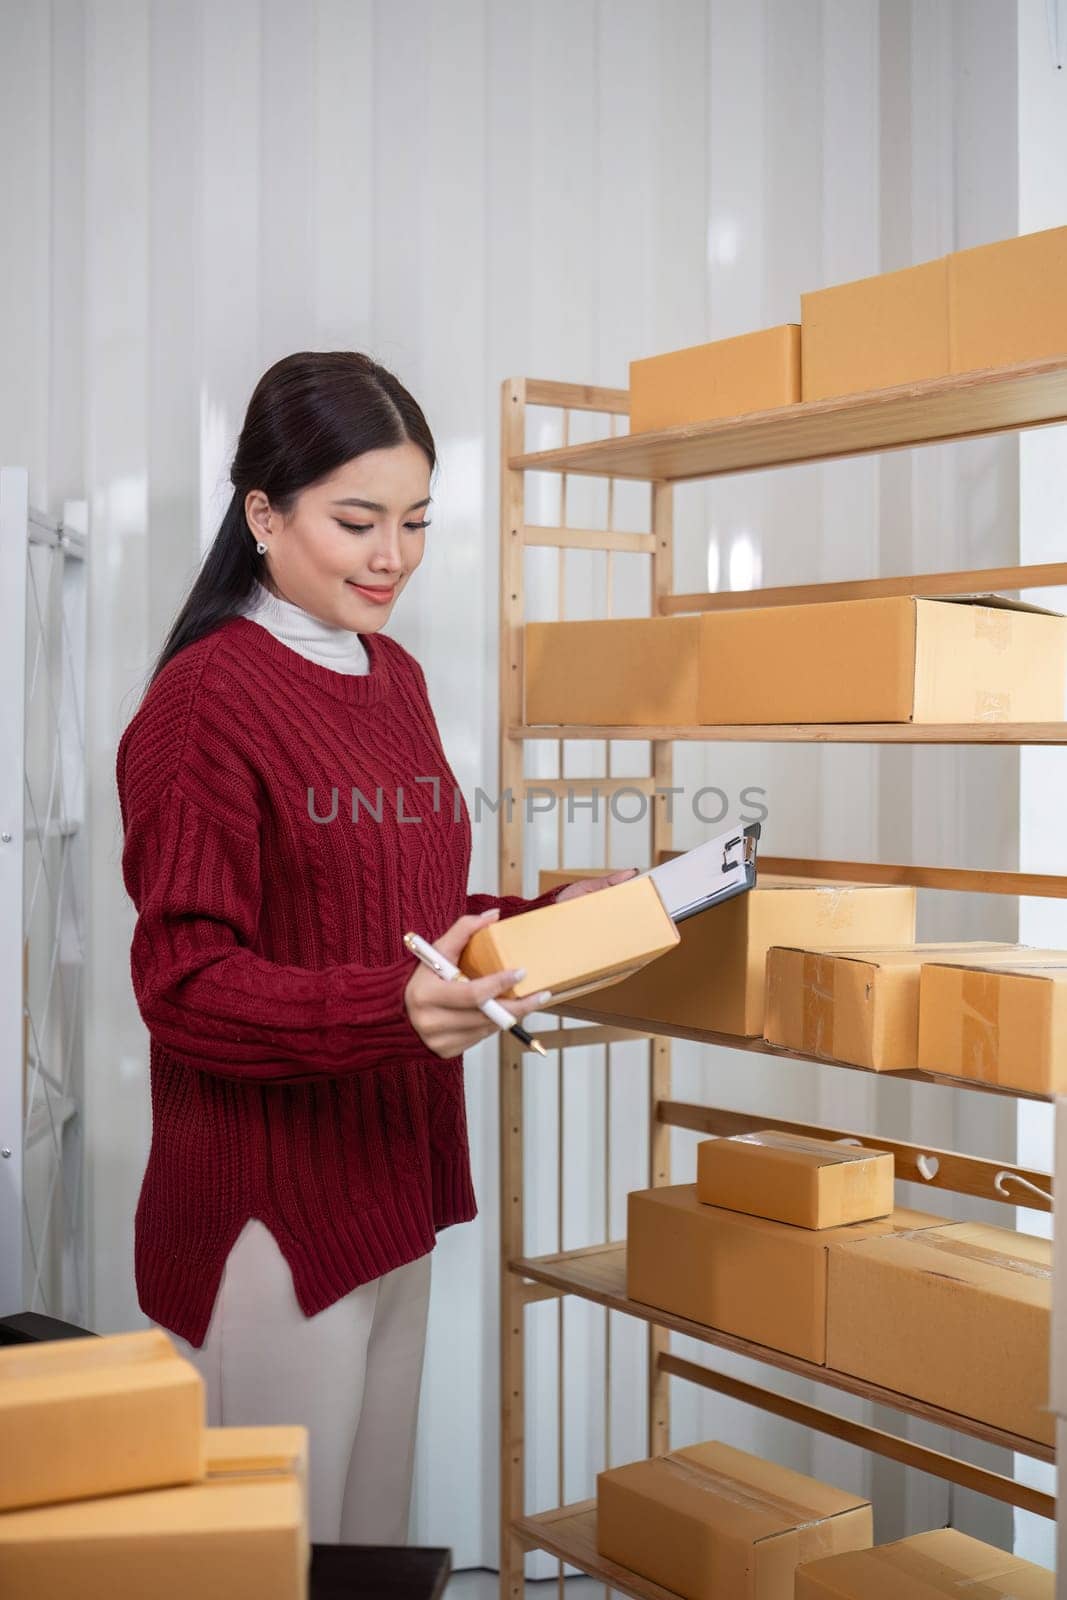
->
[[695, 1130, 894, 1230], [626, 1183, 942, 1364], [801, 256, 949, 402], [629, 325, 801, 433], [826, 1220, 1052, 1446], [950, 224, 1067, 373], [696, 594, 1067, 725], [204, 1426, 309, 1557], [459, 871, 679, 1001], [0, 1475, 307, 1600], [596, 1438, 872, 1600], [764, 941, 1032, 1072], [917, 952, 1067, 1093], [525, 616, 700, 728], [572, 874, 916, 1038], [795, 1527, 1053, 1600], [0, 1327, 204, 1513]]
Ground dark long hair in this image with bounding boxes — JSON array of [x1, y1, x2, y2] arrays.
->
[[147, 351, 436, 687]]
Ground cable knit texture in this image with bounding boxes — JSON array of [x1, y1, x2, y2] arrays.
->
[[117, 615, 558, 1347]]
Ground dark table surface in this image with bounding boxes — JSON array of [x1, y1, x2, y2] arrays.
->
[[1, 1313, 453, 1598], [310, 1544, 450, 1599]]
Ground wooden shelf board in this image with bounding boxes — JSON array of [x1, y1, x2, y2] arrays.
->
[[509, 1242, 1054, 1462], [510, 356, 1067, 481], [548, 1003, 1055, 1104], [513, 1502, 683, 1600], [511, 721, 1067, 744]]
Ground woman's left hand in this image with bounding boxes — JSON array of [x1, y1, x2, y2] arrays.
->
[[555, 867, 639, 901]]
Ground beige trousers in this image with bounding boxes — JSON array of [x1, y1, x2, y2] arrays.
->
[[163, 1217, 432, 1546]]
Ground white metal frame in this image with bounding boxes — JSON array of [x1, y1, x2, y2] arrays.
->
[[0, 465, 89, 1322]]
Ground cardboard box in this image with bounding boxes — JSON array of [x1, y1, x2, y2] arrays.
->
[[596, 1438, 872, 1600], [950, 224, 1067, 373], [0, 1476, 307, 1600], [696, 594, 1067, 725], [204, 1426, 309, 1554], [801, 256, 949, 402], [626, 1184, 942, 1364], [799, 256, 953, 403], [629, 325, 801, 433], [826, 1219, 1052, 1446], [795, 1527, 1053, 1600], [0, 1328, 204, 1513], [764, 941, 1033, 1072], [459, 871, 679, 1001], [1052, 1101, 1067, 1416], [525, 616, 700, 727], [917, 951, 1067, 1093], [575, 874, 916, 1038], [695, 1130, 894, 1230]]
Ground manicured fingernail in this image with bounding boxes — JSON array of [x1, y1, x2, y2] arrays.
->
[[509, 968, 526, 981], [485, 907, 501, 919], [536, 990, 553, 1005]]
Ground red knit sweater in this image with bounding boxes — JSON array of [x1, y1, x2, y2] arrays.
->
[[116, 616, 556, 1348]]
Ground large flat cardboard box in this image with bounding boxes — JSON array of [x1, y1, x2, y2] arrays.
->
[[801, 256, 949, 402], [573, 874, 916, 1038], [459, 871, 678, 1001], [764, 941, 1033, 1072], [626, 1183, 942, 1364], [629, 325, 801, 433], [826, 1219, 1052, 1446], [695, 1131, 894, 1230], [525, 616, 700, 727], [696, 594, 1067, 725], [0, 1474, 307, 1600], [0, 1327, 204, 1513], [596, 1438, 871, 1600], [917, 952, 1067, 1093], [795, 1527, 1052, 1600], [950, 224, 1067, 373]]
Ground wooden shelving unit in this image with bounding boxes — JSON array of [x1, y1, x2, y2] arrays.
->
[[496, 364, 1067, 1600]]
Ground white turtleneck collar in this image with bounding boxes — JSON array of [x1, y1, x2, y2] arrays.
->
[[238, 579, 370, 675]]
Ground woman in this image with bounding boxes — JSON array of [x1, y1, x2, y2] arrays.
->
[[115, 350, 632, 1548]]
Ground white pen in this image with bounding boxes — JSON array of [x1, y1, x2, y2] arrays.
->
[[403, 930, 548, 1056]]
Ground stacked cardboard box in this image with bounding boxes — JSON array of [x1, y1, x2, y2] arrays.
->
[[596, 1438, 871, 1600], [0, 1330, 309, 1599], [525, 595, 1067, 730], [764, 941, 1037, 1072], [799, 223, 1067, 401], [917, 950, 1067, 1093], [696, 1130, 894, 1230], [795, 1527, 1052, 1599], [626, 225, 1067, 428], [626, 1182, 940, 1364], [826, 1219, 1052, 1447], [629, 325, 801, 432], [543, 870, 916, 1038]]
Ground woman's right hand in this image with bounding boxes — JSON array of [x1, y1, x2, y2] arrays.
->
[[404, 908, 550, 1060]]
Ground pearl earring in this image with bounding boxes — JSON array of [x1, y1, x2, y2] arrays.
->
[[256, 539, 268, 555]]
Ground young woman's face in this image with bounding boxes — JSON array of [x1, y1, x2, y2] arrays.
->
[[250, 440, 432, 632]]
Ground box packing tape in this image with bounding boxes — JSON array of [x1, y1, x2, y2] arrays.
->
[[892, 1228, 1051, 1282], [732, 1131, 871, 1166], [656, 1455, 843, 1566], [961, 968, 1000, 1080], [801, 953, 836, 1056]]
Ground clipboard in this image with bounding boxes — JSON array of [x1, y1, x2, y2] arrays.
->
[[636, 820, 761, 923]]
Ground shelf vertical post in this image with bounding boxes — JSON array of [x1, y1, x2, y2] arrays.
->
[[499, 378, 527, 1600], [648, 478, 674, 1457]]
